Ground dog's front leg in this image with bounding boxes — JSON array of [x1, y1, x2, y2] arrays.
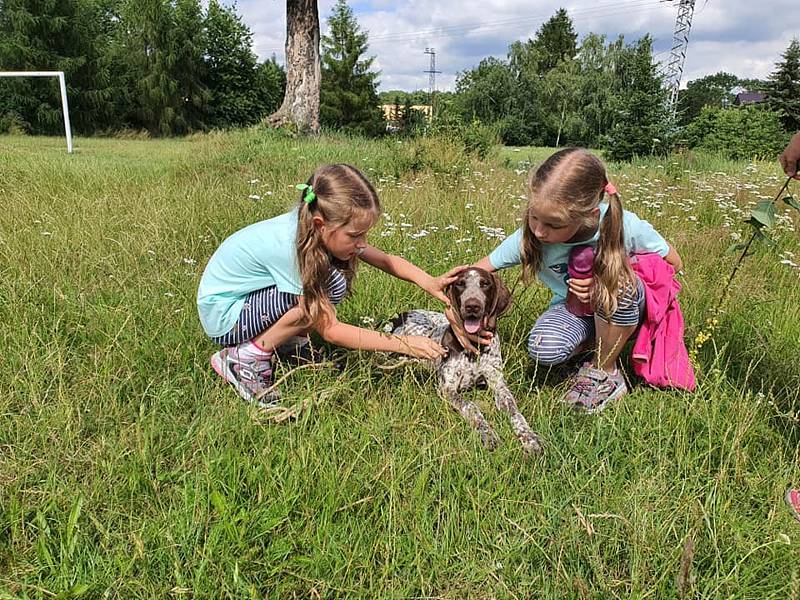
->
[[484, 370, 544, 455], [440, 382, 499, 451]]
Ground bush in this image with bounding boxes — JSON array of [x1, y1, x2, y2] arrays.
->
[[682, 105, 789, 160], [0, 111, 29, 135], [498, 114, 539, 147]]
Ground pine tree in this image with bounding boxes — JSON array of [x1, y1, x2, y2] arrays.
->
[[320, 0, 384, 137], [114, 0, 207, 135], [531, 8, 578, 73], [766, 38, 800, 132], [0, 0, 117, 134]]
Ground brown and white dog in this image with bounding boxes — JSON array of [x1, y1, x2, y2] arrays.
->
[[388, 267, 543, 454]]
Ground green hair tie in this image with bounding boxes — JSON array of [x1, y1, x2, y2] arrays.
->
[[296, 183, 316, 204]]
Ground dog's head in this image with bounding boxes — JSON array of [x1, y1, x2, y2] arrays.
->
[[446, 267, 512, 334]]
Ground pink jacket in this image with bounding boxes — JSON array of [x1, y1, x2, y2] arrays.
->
[[630, 253, 696, 391]]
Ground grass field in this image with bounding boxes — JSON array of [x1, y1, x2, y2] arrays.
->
[[1, 130, 799, 598]]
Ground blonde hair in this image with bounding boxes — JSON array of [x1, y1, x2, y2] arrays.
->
[[520, 147, 634, 316], [296, 164, 380, 327]]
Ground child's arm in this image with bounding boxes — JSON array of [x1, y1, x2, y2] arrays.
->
[[311, 300, 446, 359], [359, 245, 465, 305], [664, 243, 683, 272]]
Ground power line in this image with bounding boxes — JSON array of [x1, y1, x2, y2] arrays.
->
[[364, 0, 667, 44]]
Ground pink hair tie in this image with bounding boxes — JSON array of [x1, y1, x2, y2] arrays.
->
[[604, 182, 617, 195]]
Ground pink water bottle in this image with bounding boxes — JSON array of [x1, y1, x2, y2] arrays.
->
[[566, 245, 594, 316]]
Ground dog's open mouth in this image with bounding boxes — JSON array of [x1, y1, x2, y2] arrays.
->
[[463, 317, 483, 334]]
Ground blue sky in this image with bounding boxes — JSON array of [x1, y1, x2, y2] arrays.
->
[[233, 0, 799, 92]]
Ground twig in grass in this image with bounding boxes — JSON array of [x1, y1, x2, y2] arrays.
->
[[334, 495, 374, 513], [374, 357, 422, 371], [676, 535, 696, 599], [259, 400, 310, 423], [254, 360, 336, 401], [573, 504, 595, 537]]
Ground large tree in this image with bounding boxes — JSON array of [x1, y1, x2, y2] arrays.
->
[[531, 7, 578, 73], [766, 38, 800, 132], [319, 0, 383, 136], [0, 0, 117, 134], [603, 35, 671, 160], [266, 0, 320, 134]]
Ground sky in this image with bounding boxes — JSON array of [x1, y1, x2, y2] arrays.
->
[[233, 0, 800, 92]]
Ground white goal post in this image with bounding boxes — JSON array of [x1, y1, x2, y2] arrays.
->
[[0, 71, 73, 153]]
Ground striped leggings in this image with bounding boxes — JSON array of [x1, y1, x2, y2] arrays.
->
[[211, 269, 347, 346], [527, 278, 645, 366]]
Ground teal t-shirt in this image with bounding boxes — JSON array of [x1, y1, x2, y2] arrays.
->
[[488, 204, 669, 305], [197, 210, 303, 337]]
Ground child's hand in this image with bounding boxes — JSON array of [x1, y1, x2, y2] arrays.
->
[[567, 276, 593, 305], [403, 335, 448, 360], [444, 305, 493, 355], [424, 265, 469, 305]]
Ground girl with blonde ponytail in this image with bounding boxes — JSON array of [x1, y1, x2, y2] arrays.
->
[[198, 164, 465, 406], [457, 148, 683, 412]]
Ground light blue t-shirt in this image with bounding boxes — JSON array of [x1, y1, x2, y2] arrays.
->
[[488, 204, 669, 305], [197, 210, 303, 337]]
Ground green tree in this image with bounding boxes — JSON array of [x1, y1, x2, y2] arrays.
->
[[540, 58, 580, 146], [204, 0, 275, 128], [766, 38, 800, 132], [113, 0, 208, 135], [677, 72, 740, 126], [319, 0, 384, 136], [530, 7, 578, 73], [254, 56, 287, 118], [572, 33, 622, 146], [603, 35, 671, 160], [684, 105, 788, 159], [0, 0, 117, 134], [454, 57, 516, 124]]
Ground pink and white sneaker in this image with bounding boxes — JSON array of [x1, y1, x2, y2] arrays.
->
[[210, 346, 280, 408]]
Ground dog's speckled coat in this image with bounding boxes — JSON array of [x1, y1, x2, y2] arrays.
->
[[388, 269, 543, 454]]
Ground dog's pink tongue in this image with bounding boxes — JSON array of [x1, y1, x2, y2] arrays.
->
[[464, 318, 481, 334]]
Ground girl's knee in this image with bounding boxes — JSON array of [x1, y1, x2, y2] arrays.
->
[[527, 331, 573, 366]]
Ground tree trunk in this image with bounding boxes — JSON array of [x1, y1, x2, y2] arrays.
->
[[265, 0, 320, 134]]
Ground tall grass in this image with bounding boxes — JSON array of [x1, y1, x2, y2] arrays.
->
[[1, 130, 799, 598]]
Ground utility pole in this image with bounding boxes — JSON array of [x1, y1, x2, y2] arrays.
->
[[424, 48, 441, 119], [662, 0, 697, 116]]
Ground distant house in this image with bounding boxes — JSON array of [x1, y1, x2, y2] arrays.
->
[[380, 104, 432, 123], [733, 91, 766, 106]]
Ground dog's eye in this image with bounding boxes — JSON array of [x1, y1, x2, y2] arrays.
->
[[455, 282, 465, 289], [479, 280, 489, 288]]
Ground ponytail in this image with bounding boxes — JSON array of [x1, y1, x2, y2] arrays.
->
[[593, 190, 635, 316]]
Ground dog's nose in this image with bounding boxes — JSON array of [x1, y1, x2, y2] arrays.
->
[[463, 299, 483, 315]]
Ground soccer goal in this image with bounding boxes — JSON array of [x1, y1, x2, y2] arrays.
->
[[0, 71, 73, 153]]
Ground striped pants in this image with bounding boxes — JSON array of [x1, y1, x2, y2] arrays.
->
[[527, 278, 645, 366], [211, 269, 347, 346]]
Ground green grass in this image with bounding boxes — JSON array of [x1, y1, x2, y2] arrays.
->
[[1, 130, 799, 598]]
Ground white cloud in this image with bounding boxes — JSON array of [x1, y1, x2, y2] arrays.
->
[[235, 0, 800, 91]]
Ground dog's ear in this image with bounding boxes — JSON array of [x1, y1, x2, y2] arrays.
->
[[445, 279, 460, 313], [485, 273, 512, 330]]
